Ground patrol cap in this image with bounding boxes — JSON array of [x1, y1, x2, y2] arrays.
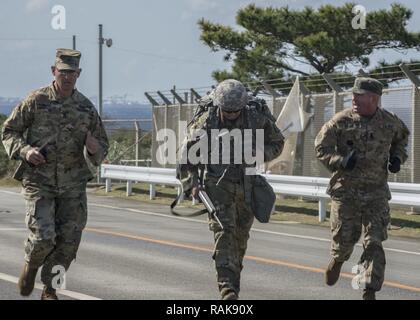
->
[[55, 48, 81, 71], [213, 79, 248, 112], [352, 77, 383, 96]]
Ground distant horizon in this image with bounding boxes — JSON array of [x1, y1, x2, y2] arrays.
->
[[0, 94, 152, 105], [1, 0, 419, 102]]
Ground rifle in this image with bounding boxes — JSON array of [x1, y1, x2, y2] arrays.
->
[[170, 167, 223, 230], [197, 168, 223, 229]]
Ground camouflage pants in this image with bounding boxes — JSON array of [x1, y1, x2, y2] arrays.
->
[[205, 177, 254, 296], [23, 183, 88, 287], [330, 198, 390, 291]]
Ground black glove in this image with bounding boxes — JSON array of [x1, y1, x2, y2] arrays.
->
[[39, 147, 48, 158], [388, 157, 401, 173], [342, 150, 357, 171]]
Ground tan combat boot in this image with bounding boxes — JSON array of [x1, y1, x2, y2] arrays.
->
[[362, 289, 376, 300], [41, 286, 58, 300], [18, 263, 39, 296], [325, 258, 343, 286]]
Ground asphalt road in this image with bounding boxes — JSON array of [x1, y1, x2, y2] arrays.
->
[[1, 187, 419, 300]]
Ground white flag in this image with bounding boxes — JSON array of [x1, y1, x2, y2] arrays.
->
[[266, 77, 312, 174], [276, 76, 311, 139]]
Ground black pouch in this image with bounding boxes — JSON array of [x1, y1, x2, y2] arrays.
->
[[251, 175, 276, 223]]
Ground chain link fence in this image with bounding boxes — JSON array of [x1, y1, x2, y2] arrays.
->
[[148, 74, 420, 184]]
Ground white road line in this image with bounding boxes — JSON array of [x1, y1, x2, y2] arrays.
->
[[0, 228, 26, 231], [251, 228, 331, 242], [91, 202, 420, 257], [0, 272, 101, 300], [92, 203, 208, 224], [252, 228, 420, 256], [270, 220, 301, 225]]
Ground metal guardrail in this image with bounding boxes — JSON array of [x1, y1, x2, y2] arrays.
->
[[101, 164, 420, 222], [101, 165, 181, 200]]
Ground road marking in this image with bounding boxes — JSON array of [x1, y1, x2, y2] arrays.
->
[[1, 190, 419, 255], [86, 227, 212, 253], [85, 227, 420, 294], [270, 220, 301, 225], [0, 228, 26, 231], [91, 203, 208, 224], [0, 272, 101, 300], [90, 202, 420, 257], [2, 192, 420, 259], [252, 228, 330, 243]]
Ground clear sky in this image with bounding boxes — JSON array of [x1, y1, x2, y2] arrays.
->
[[1, 0, 419, 103]]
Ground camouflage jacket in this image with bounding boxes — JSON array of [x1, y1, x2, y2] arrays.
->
[[178, 98, 284, 194], [315, 107, 410, 200], [1, 83, 109, 187]]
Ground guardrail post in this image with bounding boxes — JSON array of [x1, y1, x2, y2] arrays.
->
[[127, 180, 132, 196], [105, 178, 111, 193], [319, 199, 327, 222], [150, 184, 156, 200]]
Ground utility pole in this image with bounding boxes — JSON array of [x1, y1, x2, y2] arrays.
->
[[97, 25, 112, 183], [72, 35, 76, 50], [98, 24, 113, 118], [99, 24, 103, 118]]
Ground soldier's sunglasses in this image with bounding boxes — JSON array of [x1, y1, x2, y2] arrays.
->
[[57, 70, 78, 77], [222, 109, 241, 114]]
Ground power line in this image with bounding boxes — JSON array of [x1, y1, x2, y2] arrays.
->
[[78, 38, 217, 66], [0, 37, 71, 41]]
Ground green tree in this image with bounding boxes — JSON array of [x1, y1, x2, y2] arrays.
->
[[199, 3, 420, 91]]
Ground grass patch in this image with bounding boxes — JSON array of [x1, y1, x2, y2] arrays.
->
[[93, 182, 195, 207], [0, 177, 20, 187], [92, 183, 420, 239]]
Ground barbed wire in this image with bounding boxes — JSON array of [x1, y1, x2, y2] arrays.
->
[[78, 38, 219, 66], [0, 37, 71, 41], [146, 61, 420, 99]]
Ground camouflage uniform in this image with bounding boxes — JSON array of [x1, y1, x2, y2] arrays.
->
[[178, 80, 284, 298], [315, 78, 409, 292], [1, 49, 109, 289]]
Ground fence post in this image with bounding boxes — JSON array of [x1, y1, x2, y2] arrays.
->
[[407, 85, 420, 214], [134, 121, 140, 166], [322, 73, 343, 114], [400, 64, 420, 214], [411, 84, 420, 184], [299, 83, 313, 177], [164, 104, 168, 169]]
